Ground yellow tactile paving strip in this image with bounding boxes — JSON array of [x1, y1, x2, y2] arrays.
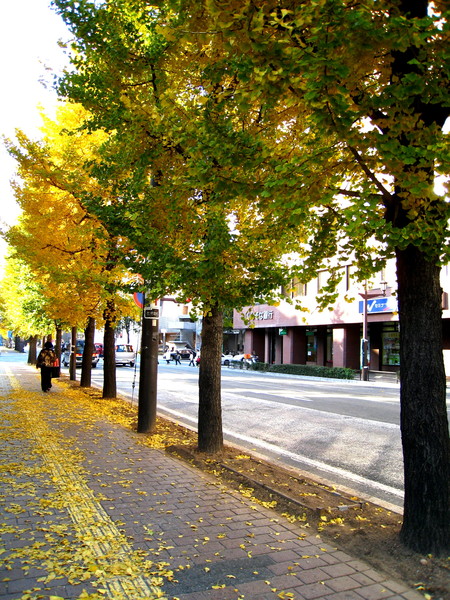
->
[[1, 366, 167, 600]]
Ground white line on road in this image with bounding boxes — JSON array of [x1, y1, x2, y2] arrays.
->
[[157, 405, 404, 503]]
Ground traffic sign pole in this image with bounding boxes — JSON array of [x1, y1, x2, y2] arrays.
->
[[137, 296, 159, 433]]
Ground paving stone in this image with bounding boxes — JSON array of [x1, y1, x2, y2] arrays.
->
[[353, 583, 397, 600], [322, 563, 358, 578], [326, 575, 363, 592], [293, 581, 335, 599], [324, 591, 367, 600], [295, 567, 331, 585]]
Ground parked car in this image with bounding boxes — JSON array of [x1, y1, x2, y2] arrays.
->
[[62, 340, 99, 368], [115, 344, 136, 367], [221, 353, 235, 366], [222, 353, 259, 366]]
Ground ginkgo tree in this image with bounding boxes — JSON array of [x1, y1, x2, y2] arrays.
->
[[52, 0, 308, 452], [178, 0, 449, 555], [51, 0, 450, 554], [4, 104, 140, 397], [0, 257, 56, 360]]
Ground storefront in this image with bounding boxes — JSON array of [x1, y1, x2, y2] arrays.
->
[[232, 263, 450, 376], [234, 287, 401, 372]]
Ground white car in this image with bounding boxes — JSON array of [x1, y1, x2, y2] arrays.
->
[[221, 353, 235, 366], [115, 344, 136, 367], [221, 353, 258, 366]]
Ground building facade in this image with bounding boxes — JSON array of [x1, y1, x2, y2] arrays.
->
[[158, 298, 198, 349], [233, 261, 450, 375]]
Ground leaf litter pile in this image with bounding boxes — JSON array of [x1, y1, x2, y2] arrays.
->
[[0, 374, 448, 600]]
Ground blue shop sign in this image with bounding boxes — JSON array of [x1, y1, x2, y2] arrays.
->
[[358, 296, 397, 314]]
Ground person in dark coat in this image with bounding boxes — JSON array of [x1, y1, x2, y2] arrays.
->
[[36, 341, 57, 392], [171, 350, 181, 365]]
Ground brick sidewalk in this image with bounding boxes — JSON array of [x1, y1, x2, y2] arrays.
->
[[0, 358, 423, 600]]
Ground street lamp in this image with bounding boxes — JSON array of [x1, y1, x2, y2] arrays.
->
[[360, 281, 387, 381]]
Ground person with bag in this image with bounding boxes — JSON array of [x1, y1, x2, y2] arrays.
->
[[36, 341, 57, 392]]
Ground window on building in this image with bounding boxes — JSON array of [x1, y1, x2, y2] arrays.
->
[[317, 270, 329, 292], [345, 264, 358, 291], [282, 278, 307, 299], [292, 277, 307, 298]]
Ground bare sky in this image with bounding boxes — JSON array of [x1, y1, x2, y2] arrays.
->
[[0, 0, 70, 229]]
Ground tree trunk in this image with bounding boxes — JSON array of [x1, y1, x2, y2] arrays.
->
[[80, 317, 95, 388], [102, 314, 117, 399], [54, 326, 62, 364], [198, 305, 224, 453], [28, 335, 38, 365], [396, 245, 450, 555]]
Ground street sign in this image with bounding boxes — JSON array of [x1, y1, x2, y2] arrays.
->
[[358, 296, 397, 314], [144, 307, 159, 320], [133, 292, 145, 309]]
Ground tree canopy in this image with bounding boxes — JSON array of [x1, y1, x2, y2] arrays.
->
[[53, 0, 311, 452], [4, 104, 140, 332]]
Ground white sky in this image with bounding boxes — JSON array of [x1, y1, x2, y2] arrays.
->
[[0, 0, 70, 245]]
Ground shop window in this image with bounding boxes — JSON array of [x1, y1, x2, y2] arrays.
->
[[306, 329, 317, 362], [382, 327, 400, 367], [326, 328, 333, 364]]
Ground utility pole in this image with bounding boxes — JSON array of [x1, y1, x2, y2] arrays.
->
[[361, 285, 370, 381], [359, 281, 388, 381], [137, 297, 159, 433]]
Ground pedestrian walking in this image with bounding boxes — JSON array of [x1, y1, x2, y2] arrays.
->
[[36, 341, 57, 392], [188, 349, 196, 366], [172, 351, 181, 365]]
